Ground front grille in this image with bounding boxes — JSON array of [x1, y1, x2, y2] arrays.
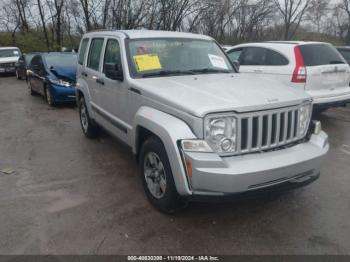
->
[[0, 63, 15, 68], [236, 105, 304, 155]]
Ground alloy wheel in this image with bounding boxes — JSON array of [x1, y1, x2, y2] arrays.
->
[[80, 102, 89, 133], [143, 152, 167, 199]]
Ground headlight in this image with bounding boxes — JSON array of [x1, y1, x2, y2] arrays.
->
[[49, 79, 71, 87], [181, 140, 213, 152], [204, 115, 237, 154], [298, 103, 312, 137]]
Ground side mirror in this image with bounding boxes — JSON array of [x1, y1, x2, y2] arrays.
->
[[232, 61, 240, 72], [105, 63, 123, 81]]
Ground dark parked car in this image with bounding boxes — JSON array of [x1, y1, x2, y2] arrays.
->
[[337, 46, 350, 64], [27, 52, 77, 106], [15, 53, 37, 80]]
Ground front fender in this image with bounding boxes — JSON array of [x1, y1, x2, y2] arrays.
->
[[76, 78, 94, 118], [132, 107, 197, 196]]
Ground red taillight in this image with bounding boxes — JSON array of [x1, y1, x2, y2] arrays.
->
[[292, 46, 306, 83]]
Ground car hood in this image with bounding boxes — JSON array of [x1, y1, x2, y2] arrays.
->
[[0, 57, 19, 63], [51, 66, 77, 82], [131, 73, 311, 117]]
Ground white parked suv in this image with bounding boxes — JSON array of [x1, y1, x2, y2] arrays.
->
[[226, 42, 350, 112], [76, 30, 329, 213], [0, 47, 21, 74]]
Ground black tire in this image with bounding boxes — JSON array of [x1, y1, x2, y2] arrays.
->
[[28, 80, 35, 96], [78, 96, 100, 138], [16, 70, 21, 80], [139, 136, 187, 213], [312, 107, 328, 119], [45, 86, 55, 106]]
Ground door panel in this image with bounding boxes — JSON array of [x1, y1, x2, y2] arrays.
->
[[85, 38, 105, 106], [98, 37, 130, 141]]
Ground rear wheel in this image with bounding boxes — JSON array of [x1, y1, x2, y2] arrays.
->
[[79, 96, 99, 138], [139, 136, 187, 213]]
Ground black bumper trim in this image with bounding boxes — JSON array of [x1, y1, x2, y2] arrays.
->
[[187, 172, 320, 203]]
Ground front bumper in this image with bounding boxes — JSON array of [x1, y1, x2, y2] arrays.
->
[[0, 67, 16, 73], [49, 84, 76, 102], [181, 131, 329, 196]]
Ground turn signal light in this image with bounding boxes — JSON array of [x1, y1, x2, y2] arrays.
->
[[185, 159, 193, 177]]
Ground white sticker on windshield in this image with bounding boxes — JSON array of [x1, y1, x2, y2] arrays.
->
[[13, 51, 19, 55], [208, 54, 228, 69]]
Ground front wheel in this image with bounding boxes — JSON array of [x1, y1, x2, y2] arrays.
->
[[139, 137, 187, 213], [78, 96, 99, 138], [45, 87, 55, 106], [28, 80, 35, 96], [16, 70, 21, 80]]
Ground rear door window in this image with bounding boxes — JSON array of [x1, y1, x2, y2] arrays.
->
[[87, 38, 104, 71], [299, 44, 345, 66], [240, 47, 266, 65], [240, 47, 288, 66], [78, 38, 89, 65]]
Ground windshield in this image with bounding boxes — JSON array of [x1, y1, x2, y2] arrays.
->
[[0, 49, 21, 58], [338, 49, 350, 64], [126, 38, 234, 78], [44, 54, 77, 68]]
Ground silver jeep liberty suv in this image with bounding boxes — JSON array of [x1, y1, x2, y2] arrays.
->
[[76, 30, 329, 213]]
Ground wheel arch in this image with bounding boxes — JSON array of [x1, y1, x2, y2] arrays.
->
[[132, 106, 197, 196]]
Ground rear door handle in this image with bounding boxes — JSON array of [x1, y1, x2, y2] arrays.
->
[[81, 72, 88, 77], [96, 78, 105, 85]]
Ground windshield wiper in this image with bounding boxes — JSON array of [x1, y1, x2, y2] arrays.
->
[[330, 60, 345, 64], [189, 68, 231, 74], [141, 70, 196, 78]]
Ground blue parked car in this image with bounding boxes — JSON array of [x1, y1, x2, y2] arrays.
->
[[27, 52, 77, 106]]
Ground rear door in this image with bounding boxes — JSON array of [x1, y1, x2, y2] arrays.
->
[[85, 37, 105, 107], [299, 44, 350, 92], [29, 55, 45, 94]]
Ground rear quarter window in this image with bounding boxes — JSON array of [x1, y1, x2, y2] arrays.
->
[[299, 44, 345, 66]]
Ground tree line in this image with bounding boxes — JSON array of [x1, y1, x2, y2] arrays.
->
[[1, 0, 350, 52]]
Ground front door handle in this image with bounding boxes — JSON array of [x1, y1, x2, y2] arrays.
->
[[81, 72, 88, 77], [96, 78, 104, 85]]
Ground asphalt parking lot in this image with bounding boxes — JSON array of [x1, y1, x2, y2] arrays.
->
[[0, 75, 350, 255]]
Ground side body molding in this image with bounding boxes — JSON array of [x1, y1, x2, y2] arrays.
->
[[132, 106, 197, 196]]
